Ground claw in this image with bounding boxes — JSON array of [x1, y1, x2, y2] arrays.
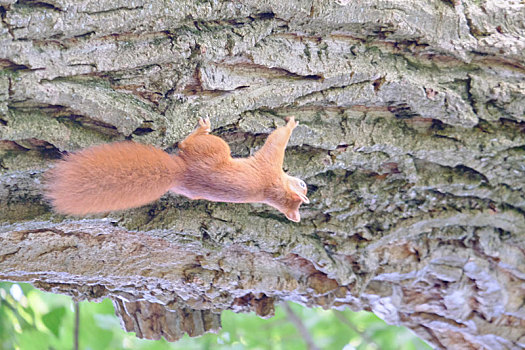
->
[[285, 116, 298, 129], [198, 117, 211, 133]]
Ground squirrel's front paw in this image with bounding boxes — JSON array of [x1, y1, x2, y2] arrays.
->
[[285, 116, 298, 129], [198, 117, 212, 133]]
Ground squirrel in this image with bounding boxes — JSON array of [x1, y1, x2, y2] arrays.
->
[[44, 116, 309, 222]]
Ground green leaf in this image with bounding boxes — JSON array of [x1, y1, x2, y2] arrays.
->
[[16, 329, 53, 350], [42, 306, 66, 338], [18, 283, 35, 296]]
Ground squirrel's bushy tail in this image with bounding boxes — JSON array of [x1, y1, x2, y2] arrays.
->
[[44, 141, 183, 215]]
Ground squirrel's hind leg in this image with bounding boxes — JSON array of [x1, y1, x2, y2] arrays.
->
[[179, 118, 213, 151], [178, 118, 232, 163]]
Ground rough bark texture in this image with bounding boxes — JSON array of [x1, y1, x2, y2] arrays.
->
[[1, 0, 524, 348]]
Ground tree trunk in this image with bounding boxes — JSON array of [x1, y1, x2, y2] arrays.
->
[[1, 0, 524, 348]]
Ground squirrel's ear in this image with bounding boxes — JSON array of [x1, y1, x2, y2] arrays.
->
[[286, 209, 301, 222], [292, 190, 310, 204]]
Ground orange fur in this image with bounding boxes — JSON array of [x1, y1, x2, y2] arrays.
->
[[44, 117, 309, 221]]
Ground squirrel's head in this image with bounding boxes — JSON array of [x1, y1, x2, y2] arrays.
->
[[266, 175, 309, 222]]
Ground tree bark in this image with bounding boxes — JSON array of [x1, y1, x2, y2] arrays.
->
[[1, 0, 524, 348]]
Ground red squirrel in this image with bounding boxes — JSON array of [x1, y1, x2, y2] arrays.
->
[[44, 116, 309, 222]]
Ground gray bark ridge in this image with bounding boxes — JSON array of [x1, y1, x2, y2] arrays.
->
[[1, 0, 524, 348]]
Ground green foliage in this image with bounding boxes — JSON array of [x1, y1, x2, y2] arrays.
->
[[0, 282, 431, 350], [42, 306, 66, 337]]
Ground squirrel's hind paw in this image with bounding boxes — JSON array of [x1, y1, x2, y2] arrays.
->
[[198, 117, 212, 133]]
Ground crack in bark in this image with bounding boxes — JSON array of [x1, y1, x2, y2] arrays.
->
[[0, 5, 14, 38], [79, 5, 144, 16], [17, 0, 64, 12]]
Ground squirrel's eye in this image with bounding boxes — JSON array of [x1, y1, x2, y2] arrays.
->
[[299, 180, 306, 189]]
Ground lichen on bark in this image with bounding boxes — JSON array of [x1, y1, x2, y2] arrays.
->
[[1, 0, 524, 348]]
